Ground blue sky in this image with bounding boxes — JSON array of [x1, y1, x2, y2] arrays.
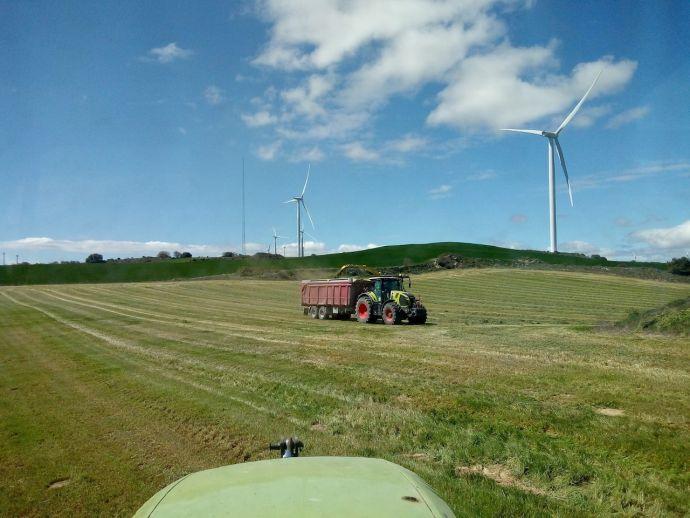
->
[[1, 0, 689, 263]]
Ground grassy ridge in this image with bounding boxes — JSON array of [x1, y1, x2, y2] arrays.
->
[[618, 296, 690, 335], [1, 269, 688, 516], [0, 241, 665, 286]]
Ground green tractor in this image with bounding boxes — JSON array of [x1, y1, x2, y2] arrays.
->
[[355, 275, 427, 325], [135, 438, 455, 517]]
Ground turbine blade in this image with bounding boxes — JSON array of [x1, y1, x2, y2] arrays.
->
[[500, 128, 544, 135], [554, 138, 574, 207], [301, 200, 315, 229], [303, 230, 319, 241], [556, 69, 603, 135], [301, 164, 311, 196], [283, 198, 297, 204]]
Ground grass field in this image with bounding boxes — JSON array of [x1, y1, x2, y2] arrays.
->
[[1, 269, 689, 516]]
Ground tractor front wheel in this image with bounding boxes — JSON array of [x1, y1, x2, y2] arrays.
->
[[382, 302, 402, 325], [356, 297, 376, 324]]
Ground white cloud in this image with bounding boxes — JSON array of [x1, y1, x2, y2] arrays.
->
[[204, 85, 225, 105], [568, 104, 612, 128], [559, 240, 614, 257], [467, 170, 497, 181], [337, 243, 381, 253], [511, 214, 527, 223], [144, 42, 193, 64], [0, 237, 228, 257], [256, 140, 282, 161], [614, 217, 633, 227], [242, 110, 278, 127], [248, 0, 637, 158], [0, 237, 389, 261], [630, 220, 690, 250], [428, 184, 453, 200], [606, 105, 650, 129], [428, 50, 637, 130], [573, 160, 690, 191], [280, 241, 328, 257], [281, 74, 335, 118], [342, 142, 379, 162], [290, 146, 325, 162], [386, 134, 428, 153]]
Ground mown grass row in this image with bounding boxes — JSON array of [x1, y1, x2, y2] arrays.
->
[[1, 269, 688, 516]]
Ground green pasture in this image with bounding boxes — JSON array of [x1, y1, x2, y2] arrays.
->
[[0, 241, 665, 285], [1, 269, 688, 516]]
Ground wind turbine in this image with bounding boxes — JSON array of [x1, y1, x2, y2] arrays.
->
[[271, 228, 287, 255], [301, 230, 320, 256], [501, 70, 602, 253], [284, 164, 315, 257]]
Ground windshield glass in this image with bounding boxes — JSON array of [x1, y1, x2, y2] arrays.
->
[[381, 279, 402, 292]]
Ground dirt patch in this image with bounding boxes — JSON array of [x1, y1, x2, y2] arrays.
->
[[47, 477, 71, 490], [455, 464, 545, 495], [310, 422, 327, 432], [596, 407, 625, 417]]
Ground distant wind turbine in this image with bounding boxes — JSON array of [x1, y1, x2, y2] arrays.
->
[[271, 228, 287, 255], [283, 164, 315, 257], [501, 69, 603, 253]]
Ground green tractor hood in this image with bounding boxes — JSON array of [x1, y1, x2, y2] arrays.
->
[[135, 456, 454, 517]]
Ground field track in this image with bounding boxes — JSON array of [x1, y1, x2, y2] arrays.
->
[[1, 269, 689, 516]]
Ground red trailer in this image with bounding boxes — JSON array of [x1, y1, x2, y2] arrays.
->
[[301, 278, 371, 320]]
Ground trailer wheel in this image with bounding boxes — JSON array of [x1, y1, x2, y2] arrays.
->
[[318, 306, 329, 320], [356, 297, 375, 324], [309, 306, 318, 319], [382, 302, 402, 325]]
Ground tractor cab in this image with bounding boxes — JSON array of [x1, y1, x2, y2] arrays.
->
[[369, 276, 407, 302]]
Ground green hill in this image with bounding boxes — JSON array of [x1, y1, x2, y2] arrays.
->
[[0, 241, 665, 286]]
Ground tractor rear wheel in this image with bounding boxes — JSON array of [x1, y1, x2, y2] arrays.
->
[[410, 307, 427, 325], [356, 297, 376, 324], [318, 306, 329, 320], [309, 306, 318, 319], [382, 302, 402, 325]]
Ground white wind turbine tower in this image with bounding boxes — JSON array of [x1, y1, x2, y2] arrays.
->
[[284, 164, 315, 257], [271, 228, 287, 255], [301, 230, 319, 256], [501, 70, 603, 253]]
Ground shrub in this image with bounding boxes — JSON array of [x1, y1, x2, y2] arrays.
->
[[222, 252, 236, 258], [668, 257, 690, 276], [157, 251, 171, 259], [180, 252, 192, 258], [85, 253, 105, 264]]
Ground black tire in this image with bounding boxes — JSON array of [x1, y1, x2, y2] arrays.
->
[[410, 307, 427, 325], [382, 301, 402, 325], [318, 306, 329, 320], [309, 306, 318, 319], [355, 297, 376, 324]]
